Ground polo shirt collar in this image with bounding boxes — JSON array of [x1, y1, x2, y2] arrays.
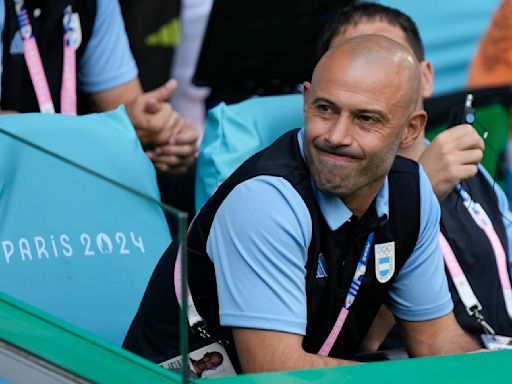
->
[[297, 128, 389, 231]]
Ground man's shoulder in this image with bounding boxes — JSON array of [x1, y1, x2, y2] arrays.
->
[[387, 156, 422, 201]]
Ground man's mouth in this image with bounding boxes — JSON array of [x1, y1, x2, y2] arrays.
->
[[317, 148, 362, 163]]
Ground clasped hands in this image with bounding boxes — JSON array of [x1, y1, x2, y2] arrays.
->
[[126, 79, 199, 175]]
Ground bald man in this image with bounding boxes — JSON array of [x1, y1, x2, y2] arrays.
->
[[123, 35, 479, 374]]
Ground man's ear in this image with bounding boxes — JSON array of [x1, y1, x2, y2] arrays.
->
[[400, 110, 427, 149], [420, 60, 434, 99]]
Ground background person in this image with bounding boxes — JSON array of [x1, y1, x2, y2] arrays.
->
[[1, 0, 198, 168], [319, 2, 512, 351], [0, 0, 198, 225]]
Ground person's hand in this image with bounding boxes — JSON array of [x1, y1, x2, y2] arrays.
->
[[146, 119, 199, 175], [125, 79, 182, 148], [419, 124, 484, 201]]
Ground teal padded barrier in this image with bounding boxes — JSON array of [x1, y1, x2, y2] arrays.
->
[[196, 94, 304, 211], [1, 290, 509, 383], [0, 107, 171, 346]]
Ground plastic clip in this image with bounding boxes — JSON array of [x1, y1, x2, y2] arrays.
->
[[469, 306, 496, 335], [193, 322, 230, 346]]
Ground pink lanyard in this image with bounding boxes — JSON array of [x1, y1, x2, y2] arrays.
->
[[318, 232, 374, 356], [440, 185, 512, 331], [13, 0, 77, 114]]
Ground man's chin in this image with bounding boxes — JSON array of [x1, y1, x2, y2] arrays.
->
[[315, 179, 351, 197]]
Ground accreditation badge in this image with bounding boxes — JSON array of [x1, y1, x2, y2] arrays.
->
[[374, 241, 395, 283], [481, 334, 512, 350], [159, 342, 237, 378]]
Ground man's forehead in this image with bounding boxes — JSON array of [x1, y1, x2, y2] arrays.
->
[[309, 64, 407, 119], [315, 54, 405, 95], [312, 34, 418, 110]]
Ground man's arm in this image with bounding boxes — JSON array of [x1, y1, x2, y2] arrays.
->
[[399, 313, 479, 356], [361, 309, 481, 356], [88, 78, 142, 112], [360, 305, 396, 353], [233, 329, 356, 373], [419, 124, 484, 200]]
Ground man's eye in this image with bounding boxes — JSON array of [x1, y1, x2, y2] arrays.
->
[[358, 115, 378, 123], [317, 104, 331, 113]]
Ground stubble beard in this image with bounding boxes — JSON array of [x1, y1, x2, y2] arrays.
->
[[305, 137, 401, 199]]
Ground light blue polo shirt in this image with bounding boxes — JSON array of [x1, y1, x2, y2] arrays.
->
[[207, 128, 453, 335]]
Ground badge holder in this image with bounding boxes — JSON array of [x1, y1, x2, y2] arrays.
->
[[159, 342, 236, 379], [159, 319, 236, 378], [481, 334, 512, 350]]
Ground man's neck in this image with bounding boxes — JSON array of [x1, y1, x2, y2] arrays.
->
[[343, 178, 385, 219]]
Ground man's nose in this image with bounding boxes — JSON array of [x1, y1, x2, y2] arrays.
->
[[325, 115, 353, 146]]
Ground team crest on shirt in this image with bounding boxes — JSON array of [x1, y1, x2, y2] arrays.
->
[[374, 242, 395, 283]]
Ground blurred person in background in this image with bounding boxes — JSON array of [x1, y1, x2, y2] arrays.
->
[[0, 0, 199, 227], [319, 2, 512, 352]]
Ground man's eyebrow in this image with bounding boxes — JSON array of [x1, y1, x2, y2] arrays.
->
[[311, 98, 390, 123], [352, 108, 390, 122], [311, 97, 341, 113], [312, 97, 335, 105]]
